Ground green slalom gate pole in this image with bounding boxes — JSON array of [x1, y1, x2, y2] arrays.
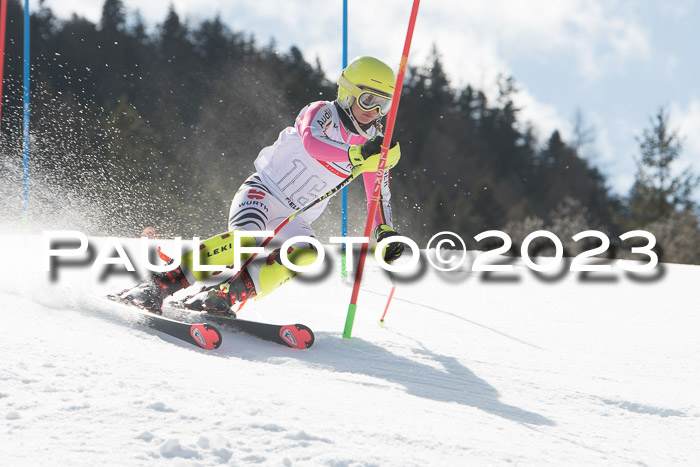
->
[[343, 0, 420, 339]]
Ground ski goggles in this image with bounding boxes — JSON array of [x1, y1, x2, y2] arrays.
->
[[356, 88, 392, 115]]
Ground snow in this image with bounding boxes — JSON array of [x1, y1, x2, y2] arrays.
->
[[1, 235, 699, 466]]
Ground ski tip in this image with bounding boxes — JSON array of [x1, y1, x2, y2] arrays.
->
[[280, 324, 315, 349], [190, 324, 223, 350], [106, 293, 122, 303]]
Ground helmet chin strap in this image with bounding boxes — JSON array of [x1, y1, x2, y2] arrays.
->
[[335, 99, 379, 139]]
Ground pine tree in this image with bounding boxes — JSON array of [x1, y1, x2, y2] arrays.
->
[[627, 108, 699, 227], [100, 0, 126, 34]]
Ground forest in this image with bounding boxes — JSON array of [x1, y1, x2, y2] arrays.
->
[[1, 0, 698, 264]]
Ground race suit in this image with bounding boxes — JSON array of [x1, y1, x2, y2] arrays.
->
[[228, 100, 394, 241]]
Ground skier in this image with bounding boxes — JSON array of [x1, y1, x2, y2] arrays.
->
[[118, 56, 406, 315]]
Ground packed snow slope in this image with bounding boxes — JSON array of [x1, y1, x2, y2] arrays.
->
[[1, 235, 699, 466]]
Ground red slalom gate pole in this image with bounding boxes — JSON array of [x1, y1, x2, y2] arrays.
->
[[343, 0, 420, 339]]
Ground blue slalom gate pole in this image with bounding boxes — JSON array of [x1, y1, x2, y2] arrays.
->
[[340, 0, 349, 278], [22, 0, 30, 217]]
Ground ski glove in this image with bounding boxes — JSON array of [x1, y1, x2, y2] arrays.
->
[[348, 136, 401, 173], [374, 224, 405, 263]]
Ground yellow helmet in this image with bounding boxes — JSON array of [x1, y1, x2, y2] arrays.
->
[[337, 56, 396, 117]]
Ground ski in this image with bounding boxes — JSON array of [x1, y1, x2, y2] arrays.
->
[[107, 297, 222, 350], [139, 312, 223, 350], [200, 312, 315, 349], [163, 300, 316, 349]]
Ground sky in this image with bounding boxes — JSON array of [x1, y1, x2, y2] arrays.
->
[[41, 0, 700, 199]]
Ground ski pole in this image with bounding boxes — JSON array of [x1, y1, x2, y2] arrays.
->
[[183, 161, 362, 316], [231, 165, 364, 280], [378, 272, 396, 327], [343, 0, 420, 340]]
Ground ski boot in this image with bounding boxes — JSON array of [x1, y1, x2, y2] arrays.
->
[[184, 269, 257, 316], [181, 246, 315, 315], [118, 266, 190, 314]]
